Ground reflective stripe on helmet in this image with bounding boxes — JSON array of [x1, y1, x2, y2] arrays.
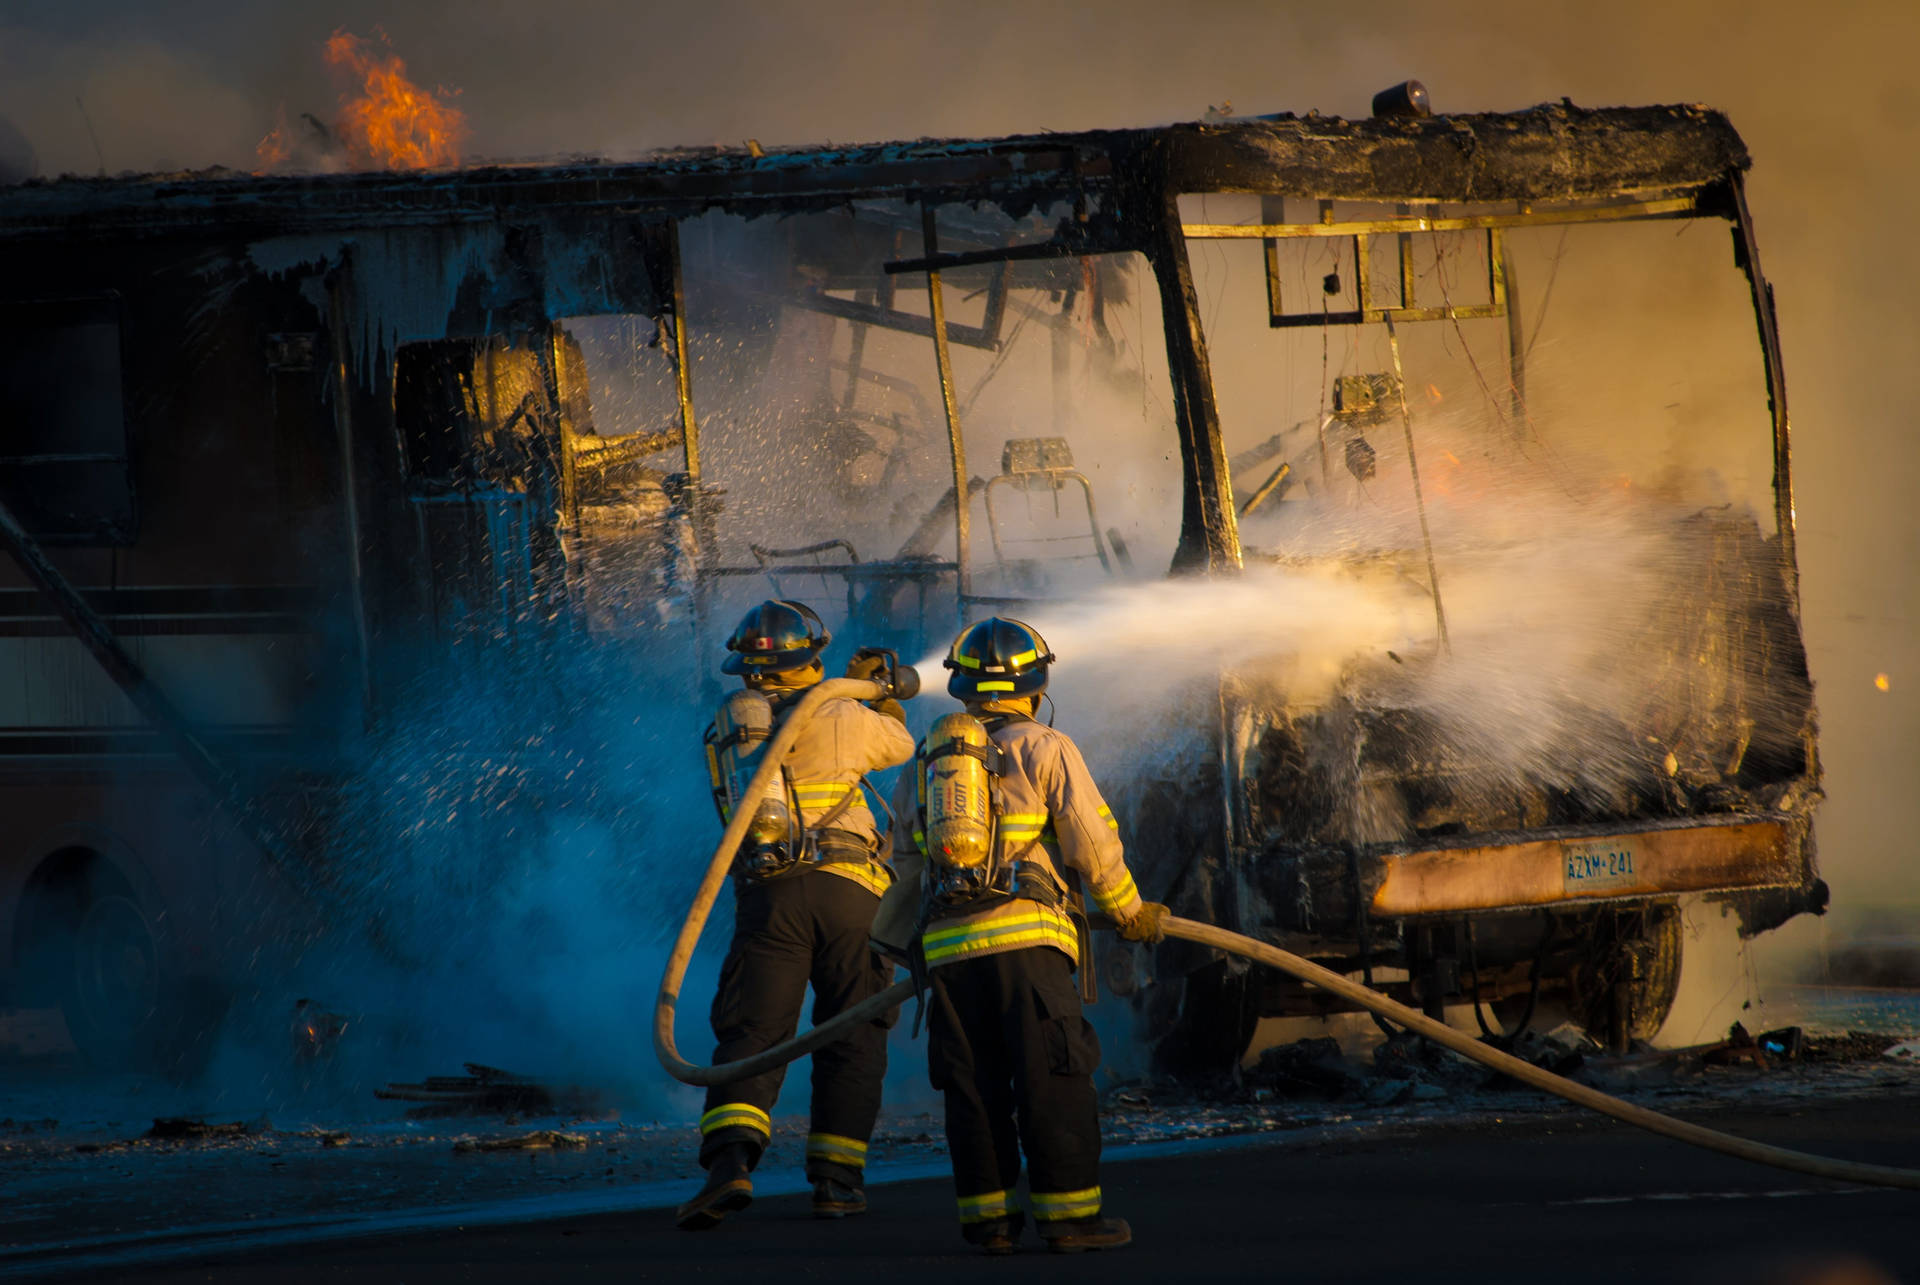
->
[[975, 680, 1015, 691]]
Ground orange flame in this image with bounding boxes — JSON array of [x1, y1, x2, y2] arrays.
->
[[323, 29, 466, 170]]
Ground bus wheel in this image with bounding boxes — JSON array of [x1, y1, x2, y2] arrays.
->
[[64, 894, 164, 1067], [1569, 904, 1684, 1053], [17, 853, 224, 1077]]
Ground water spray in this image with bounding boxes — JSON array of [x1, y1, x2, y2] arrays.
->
[[655, 684, 1920, 1192], [1386, 316, 1450, 653]]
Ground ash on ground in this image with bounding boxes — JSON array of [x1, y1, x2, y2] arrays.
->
[[2, 997, 1915, 1262], [1096, 1024, 1920, 1148]]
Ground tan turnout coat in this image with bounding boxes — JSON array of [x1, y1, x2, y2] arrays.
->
[[872, 716, 1143, 966], [768, 691, 915, 895]]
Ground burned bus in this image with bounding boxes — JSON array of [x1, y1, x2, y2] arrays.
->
[[0, 92, 1820, 1071]]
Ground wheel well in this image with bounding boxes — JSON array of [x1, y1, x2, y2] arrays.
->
[[12, 847, 135, 1006]]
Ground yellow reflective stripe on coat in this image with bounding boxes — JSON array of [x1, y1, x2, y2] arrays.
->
[[998, 811, 1048, 843], [700, 1103, 771, 1138], [1090, 869, 1139, 914], [1031, 1186, 1102, 1220], [956, 1188, 1016, 1223], [922, 904, 1079, 966], [805, 1132, 869, 1168], [816, 859, 892, 896], [793, 782, 855, 806], [1097, 803, 1120, 832]]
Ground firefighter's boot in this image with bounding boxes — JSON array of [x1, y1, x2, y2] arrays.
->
[[1039, 1215, 1133, 1253], [675, 1143, 755, 1231], [962, 1211, 1026, 1255], [811, 1177, 867, 1219]]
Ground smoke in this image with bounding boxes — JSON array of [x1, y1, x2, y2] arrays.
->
[[932, 394, 1763, 843], [164, 639, 710, 1118]]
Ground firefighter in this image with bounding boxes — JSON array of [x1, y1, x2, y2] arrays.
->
[[873, 617, 1169, 1254], [677, 599, 917, 1231]]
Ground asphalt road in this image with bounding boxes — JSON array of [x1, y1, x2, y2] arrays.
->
[[37, 1090, 1919, 1285]]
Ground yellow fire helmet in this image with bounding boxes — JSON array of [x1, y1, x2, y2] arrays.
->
[[944, 616, 1054, 700]]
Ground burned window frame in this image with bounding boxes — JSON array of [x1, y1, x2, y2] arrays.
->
[[0, 292, 135, 545]]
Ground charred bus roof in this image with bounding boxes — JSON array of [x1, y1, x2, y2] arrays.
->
[[0, 101, 1749, 238]]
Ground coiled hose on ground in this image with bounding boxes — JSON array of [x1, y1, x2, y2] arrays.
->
[[654, 677, 1920, 1191]]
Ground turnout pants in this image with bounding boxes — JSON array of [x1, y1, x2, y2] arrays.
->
[[700, 868, 893, 1186], [926, 945, 1105, 1228]]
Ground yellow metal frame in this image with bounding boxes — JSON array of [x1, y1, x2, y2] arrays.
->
[[1184, 194, 1698, 329], [1181, 195, 1699, 241]]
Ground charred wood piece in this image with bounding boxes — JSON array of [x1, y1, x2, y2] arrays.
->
[[376, 1063, 604, 1119]]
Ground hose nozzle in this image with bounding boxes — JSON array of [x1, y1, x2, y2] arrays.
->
[[852, 647, 921, 701]]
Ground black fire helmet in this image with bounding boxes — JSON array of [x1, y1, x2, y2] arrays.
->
[[944, 617, 1054, 700], [722, 599, 831, 675]]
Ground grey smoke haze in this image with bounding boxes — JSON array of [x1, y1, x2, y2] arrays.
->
[[1, 0, 1912, 927]]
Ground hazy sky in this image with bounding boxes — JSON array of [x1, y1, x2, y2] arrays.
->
[[1, 0, 1913, 909]]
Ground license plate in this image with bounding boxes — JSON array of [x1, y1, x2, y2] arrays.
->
[[1562, 842, 1639, 894]]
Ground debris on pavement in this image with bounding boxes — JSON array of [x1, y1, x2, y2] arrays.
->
[[1250, 1037, 1368, 1098], [145, 1117, 261, 1141], [1112, 1021, 1918, 1134], [376, 1063, 607, 1120], [451, 1130, 590, 1153]]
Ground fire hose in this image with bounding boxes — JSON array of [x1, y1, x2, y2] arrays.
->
[[654, 677, 1920, 1192]]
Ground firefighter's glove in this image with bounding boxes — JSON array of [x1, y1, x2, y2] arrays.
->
[[1114, 902, 1170, 944], [847, 651, 903, 719]]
